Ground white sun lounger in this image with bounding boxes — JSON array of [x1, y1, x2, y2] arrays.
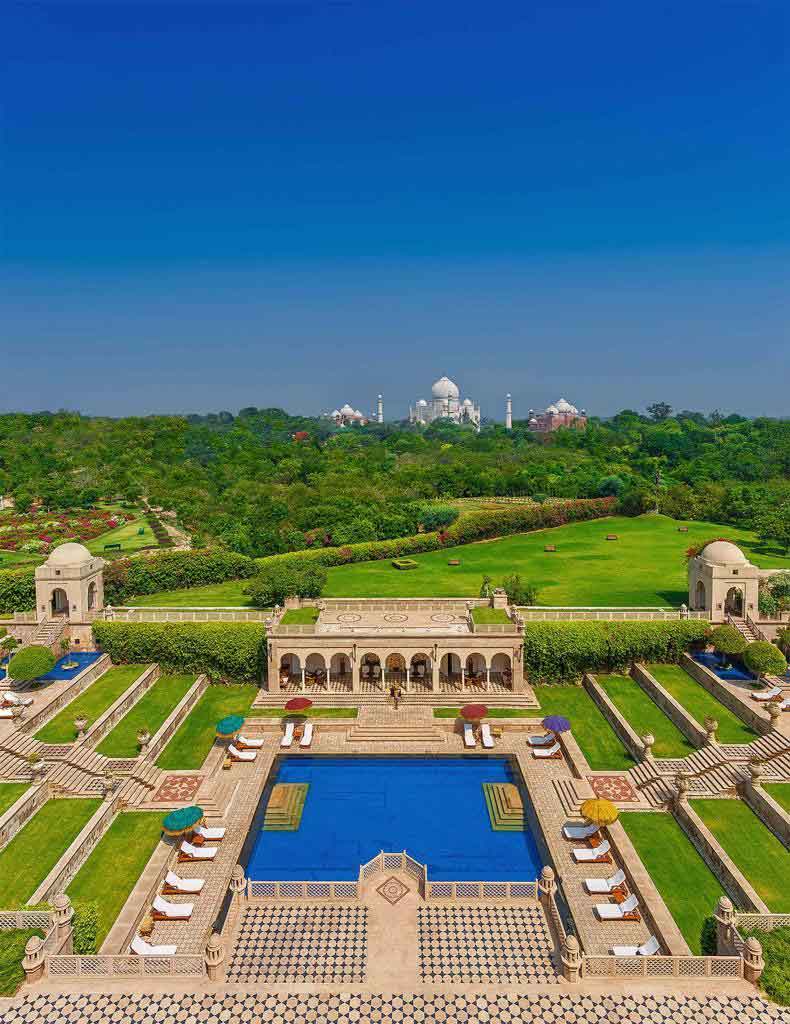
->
[[463, 722, 476, 748], [533, 741, 561, 758], [573, 839, 611, 863], [281, 721, 295, 748], [752, 686, 782, 702], [300, 721, 313, 747], [480, 722, 495, 749], [585, 868, 626, 895], [563, 822, 599, 841], [527, 732, 555, 747], [152, 895, 193, 920], [164, 870, 205, 894], [779, 698, 790, 711], [1, 692, 33, 707], [612, 935, 660, 957], [236, 733, 264, 749], [131, 935, 177, 957], [179, 840, 217, 861], [228, 743, 256, 761], [194, 824, 225, 841], [596, 893, 640, 920], [0, 708, 14, 719]]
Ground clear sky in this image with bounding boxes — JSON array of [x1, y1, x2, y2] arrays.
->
[[3, 1, 788, 420]]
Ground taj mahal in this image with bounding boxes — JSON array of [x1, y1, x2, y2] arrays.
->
[[409, 375, 482, 428]]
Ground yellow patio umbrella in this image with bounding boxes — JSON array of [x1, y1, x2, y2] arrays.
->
[[580, 798, 619, 827]]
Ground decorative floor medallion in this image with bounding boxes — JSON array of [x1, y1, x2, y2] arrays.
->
[[384, 613, 408, 622], [337, 612, 362, 623], [588, 774, 639, 802], [153, 774, 203, 803], [430, 613, 456, 623], [376, 875, 410, 906]]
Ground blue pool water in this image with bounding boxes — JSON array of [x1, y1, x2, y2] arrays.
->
[[246, 756, 542, 882], [694, 651, 755, 682], [1, 651, 102, 683]]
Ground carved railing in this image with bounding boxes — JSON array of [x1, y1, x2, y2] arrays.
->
[[734, 912, 790, 932], [247, 880, 359, 900], [0, 909, 51, 931], [46, 953, 205, 980], [518, 606, 709, 621], [744, 612, 769, 643], [108, 607, 268, 622], [425, 880, 538, 900], [582, 955, 743, 979], [21, 654, 112, 736], [0, 782, 50, 852]]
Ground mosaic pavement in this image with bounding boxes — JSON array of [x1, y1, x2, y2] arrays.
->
[[152, 774, 203, 802], [417, 906, 558, 984], [3, 991, 788, 1024], [588, 774, 639, 802], [226, 905, 368, 984]]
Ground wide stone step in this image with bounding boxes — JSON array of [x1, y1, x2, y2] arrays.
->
[[347, 726, 445, 743]]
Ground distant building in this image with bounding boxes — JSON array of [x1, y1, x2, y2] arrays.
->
[[409, 376, 480, 430], [325, 404, 369, 427], [528, 398, 587, 433]]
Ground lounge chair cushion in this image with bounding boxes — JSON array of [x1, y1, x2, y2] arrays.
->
[[573, 839, 611, 862], [228, 743, 256, 761], [165, 870, 204, 893], [180, 840, 217, 860], [131, 935, 177, 957], [237, 733, 264, 748]]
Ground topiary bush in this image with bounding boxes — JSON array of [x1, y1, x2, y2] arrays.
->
[[0, 568, 36, 615], [708, 624, 748, 660], [102, 549, 258, 604], [522, 620, 710, 684], [7, 645, 56, 683], [743, 640, 788, 682], [92, 620, 266, 682], [244, 560, 327, 608], [391, 558, 418, 570]]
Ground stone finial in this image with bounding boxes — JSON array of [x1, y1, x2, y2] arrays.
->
[[767, 701, 783, 730], [538, 865, 556, 899], [674, 771, 690, 806], [743, 935, 764, 985], [23, 934, 45, 984], [748, 760, 764, 788], [715, 895, 734, 925], [205, 931, 225, 982], [560, 934, 581, 983], [74, 715, 88, 739], [52, 893, 74, 951], [136, 727, 151, 751], [641, 733, 655, 760], [230, 863, 246, 896], [703, 716, 719, 746]]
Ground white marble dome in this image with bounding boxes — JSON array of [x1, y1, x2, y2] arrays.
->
[[700, 540, 749, 565], [417, 398, 428, 407], [555, 398, 579, 414], [45, 542, 93, 567], [340, 403, 355, 415], [431, 376, 459, 399], [545, 403, 559, 414]]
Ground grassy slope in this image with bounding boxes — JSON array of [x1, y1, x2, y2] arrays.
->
[[597, 674, 695, 758], [156, 684, 258, 770], [764, 784, 790, 815], [532, 685, 634, 771], [0, 799, 101, 905], [86, 517, 157, 557], [67, 812, 163, 946], [0, 784, 28, 818], [470, 607, 510, 623], [129, 515, 790, 607], [34, 665, 148, 744], [646, 663, 756, 745], [0, 929, 43, 996], [620, 812, 724, 954], [692, 799, 790, 912], [130, 579, 255, 607], [96, 674, 195, 758]]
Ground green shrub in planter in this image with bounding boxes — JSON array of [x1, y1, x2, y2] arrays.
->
[[391, 558, 419, 570], [7, 645, 56, 683]]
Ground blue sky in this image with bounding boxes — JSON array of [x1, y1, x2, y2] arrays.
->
[[2, 1, 788, 419]]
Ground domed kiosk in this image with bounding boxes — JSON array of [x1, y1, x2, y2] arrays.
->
[[688, 539, 759, 621], [34, 542, 105, 623]]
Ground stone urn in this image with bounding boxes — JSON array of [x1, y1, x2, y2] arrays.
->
[[28, 756, 46, 785], [641, 733, 655, 760], [748, 760, 764, 788], [74, 715, 88, 739], [703, 716, 719, 746], [136, 727, 151, 752]]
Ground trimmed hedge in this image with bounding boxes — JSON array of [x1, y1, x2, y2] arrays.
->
[[7, 645, 55, 682], [522, 620, 710, 684], [0, 568, 36, 615], [92, 621, 266, 682], [103, 549, 258, 604]]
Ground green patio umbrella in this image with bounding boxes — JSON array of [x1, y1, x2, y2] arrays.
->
[[161, 805, 204, 838], [216, 714, 245, 738]]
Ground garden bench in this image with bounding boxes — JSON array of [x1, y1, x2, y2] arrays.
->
[[104, 542, 122, 551]]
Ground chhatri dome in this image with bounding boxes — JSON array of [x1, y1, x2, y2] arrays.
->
[[431, 376, 460, 399], [699, 540, 749, 565], [45, 542, 93, 567]]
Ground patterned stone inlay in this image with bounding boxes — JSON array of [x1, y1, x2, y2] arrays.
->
[[337, 613, 362, 623], [384, 613, 409, 623], [153, 774, 203, 803], [227, 905, 367, 984], [430, 613, 457, 623], [588, 775, 639, 802], [376, 875, 410, 905]]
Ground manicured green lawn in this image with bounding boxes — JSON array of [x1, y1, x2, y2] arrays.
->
[[646, 664, 757, 745], [532, 685, 634, 771], [764, 784, 790, 815], [280, 607, 319, 624], [692, 799, 790, 912], [740, 926, 790, 1006], [128, 515, 789, 606], [0, 798, 101, 905], [0, 929, 43, 996], [0, 783, 29, 818], [597, 674, 695, 758], [96, 674, 196, 758], [247, 706, 358, 719], [156, 684, 258, 770], [67, 811, 163, 947], [434, 706, 537, 718], [471, 607, 510, 624], [86, 518, 158, 557], [620, 812, 724, 954], [34, 665, 148, 744]]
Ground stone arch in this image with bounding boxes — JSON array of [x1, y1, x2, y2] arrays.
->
[[490, 652, 513, 689], [330, 652, 351, 680], [50, 587, 69, 617], [465, 652, 486, 676], [695, 579, 706, 611], [725, 586, 744, 617], [87, 581, 97, 611], [440, 652, 462, 686], [385, 652, 406, 684], [360, 652, 382, 686], [410, 652, 432, 688], [279, 653, 301, 685]]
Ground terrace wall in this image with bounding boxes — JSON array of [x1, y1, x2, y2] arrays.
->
[[21, 654, 112, 736], [680, 654, 770, 736], [739, 782, 790, 850], [631, 664, 706, 746], [583, 673, 644, 761]]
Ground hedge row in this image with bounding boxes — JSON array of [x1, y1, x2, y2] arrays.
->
[[0, 568, 36, 615], [523, 620, 709, 684], [103, 549, 258, 604], [257, 497, 617, 573], [92, 621, 266, 682]]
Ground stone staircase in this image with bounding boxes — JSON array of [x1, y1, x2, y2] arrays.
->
[[116, 762, 163, 805], [253, 690, 540, 709], [28, 617, 67, 649], [731, 618, 759, 644], [347, 722, 447, 744]]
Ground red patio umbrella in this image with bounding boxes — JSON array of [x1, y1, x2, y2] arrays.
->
[[459, 703, 489, 721], [284, 697, 313, 712]]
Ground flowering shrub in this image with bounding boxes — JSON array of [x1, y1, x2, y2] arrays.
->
[[0, 508, 134, 554]]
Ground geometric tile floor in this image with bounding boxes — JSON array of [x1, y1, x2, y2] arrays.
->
[[588, 774, 639, 802], [226, 905, 368, 984], [152, 774, 203, 802], [3, 992, 789, 1023], [418, 906, 558, 984]]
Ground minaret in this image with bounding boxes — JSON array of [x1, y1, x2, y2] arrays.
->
[[377, 394, 384, 424], [505, 394, 512, 430]]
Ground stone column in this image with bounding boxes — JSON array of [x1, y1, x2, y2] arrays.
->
[[22, 935, 45, 985], [742, 935, 764, 985], [461, 665, 466, 690], [767, 701, 782, 732], [230, 864, 246, 908], [405, 667, 410, 692], [51, 893, 74, 953], [714, 895, 735, 954], [560, 934, 581, 983], [351, 659, 360, 693], [703, 716, 719, 746], [431, 659, 438, 692], [301, 668, 306, 691], [204, 932, 225, 982], [641, 733, 655, 761], [485, 667, 490, 690], [537, 865, 556, 906]]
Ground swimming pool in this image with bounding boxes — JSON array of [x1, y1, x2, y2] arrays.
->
[[693, 651, 755, 682], [0, 651, 102, 682], [246, 756, 543, 882]]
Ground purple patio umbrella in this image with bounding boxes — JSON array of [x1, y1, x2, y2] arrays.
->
[[542, 715, 571, 735]]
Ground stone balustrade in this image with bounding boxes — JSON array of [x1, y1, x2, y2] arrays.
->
[[518, 607, 709, 621]]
